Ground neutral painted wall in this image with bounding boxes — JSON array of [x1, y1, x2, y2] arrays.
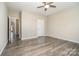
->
[[0, 3, 7, 55], [21, 10, 46, 40], [8, 9, 20, 19], [47, 6, 79, 43]]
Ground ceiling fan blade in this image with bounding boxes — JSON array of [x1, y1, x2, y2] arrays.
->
[[37, 6, 44, 8], [47, 2, 53, 5], [44, 8, 47, 11], [43, 2, 46, 5], [50, 5, 56, 8]]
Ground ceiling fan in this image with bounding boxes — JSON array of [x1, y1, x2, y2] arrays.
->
[[37, 2, 56, 11]]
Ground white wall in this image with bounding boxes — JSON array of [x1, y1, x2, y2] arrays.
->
[[21, 10, 46, 40], [47, 6, 79, 43], [0, 3, 7, 55], [8, 9, 20, 19]]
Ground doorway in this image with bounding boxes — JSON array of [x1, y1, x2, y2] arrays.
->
[[16, 19, 19, 39], [8, 16, 20, 43]]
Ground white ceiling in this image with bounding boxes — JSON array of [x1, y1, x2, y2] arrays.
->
[[6, 2, 79, 16]]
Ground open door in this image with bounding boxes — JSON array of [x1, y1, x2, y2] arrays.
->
[[8, 16, 20, 43], [8, 16, 15, 43]]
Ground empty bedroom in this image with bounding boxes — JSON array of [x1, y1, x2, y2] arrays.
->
[[0, 2, 79, 56]]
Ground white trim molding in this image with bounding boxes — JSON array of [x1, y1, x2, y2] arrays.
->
[[21, 36, 38, 40], [0, 41, 7, 55], [48, 35, 79, 44]]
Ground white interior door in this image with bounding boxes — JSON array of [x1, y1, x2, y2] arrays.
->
[[9, 16, 16, 42], [37, 19, 45, 36]]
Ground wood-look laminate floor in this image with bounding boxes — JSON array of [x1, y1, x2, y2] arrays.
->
[[1, 36, 79, 56]]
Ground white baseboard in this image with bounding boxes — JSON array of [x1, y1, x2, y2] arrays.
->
[[21, 36, 38, 40], [0, 40, 8, 55], [21, 35, 79, 44], [48, 35, 79, 44], [21, 35, 47, 40]]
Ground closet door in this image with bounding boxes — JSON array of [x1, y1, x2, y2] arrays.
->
[[37, 19, 45, 36]]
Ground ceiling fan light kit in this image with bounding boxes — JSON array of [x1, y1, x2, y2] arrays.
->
[[37, 2, 56, 11], [45, 5, 49, 8]]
